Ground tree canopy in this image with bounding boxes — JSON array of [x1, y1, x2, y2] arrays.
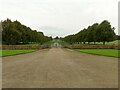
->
[[2, 19, 52, 45], [62, 20, 116, 45]]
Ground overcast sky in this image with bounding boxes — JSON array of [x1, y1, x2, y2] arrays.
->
[[0, 0, 119, 37]]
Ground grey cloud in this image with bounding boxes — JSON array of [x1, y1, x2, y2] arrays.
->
[[0, 0, 119, 37]]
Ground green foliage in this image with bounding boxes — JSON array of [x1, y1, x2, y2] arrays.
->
[[42, 40, 55, 46], [0, 22, 2, 44], [2, 19, 52, 45], [62, 20, 116, 45], [57, 39, 69, 46], [72, 40, 119, 46], [116, 35, 120, 40]]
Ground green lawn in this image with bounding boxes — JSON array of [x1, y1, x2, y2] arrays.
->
[[75, 49, 119, 58], [0, 50, 36, 57]]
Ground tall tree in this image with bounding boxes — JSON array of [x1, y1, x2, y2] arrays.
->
[[97, 20, 116, 45], [2, 19, 52, 45], [63, 20, 116, 45]]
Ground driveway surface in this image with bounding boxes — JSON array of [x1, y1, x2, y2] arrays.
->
[[2, 48, 118, 88]]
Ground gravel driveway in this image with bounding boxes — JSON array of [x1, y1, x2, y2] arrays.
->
[[2, 48, 118, 88]]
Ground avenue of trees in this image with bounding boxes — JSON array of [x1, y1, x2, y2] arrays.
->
[[2, 19, 52, 45], [116, 35, 120, 40], [62, 20, 116, 45]]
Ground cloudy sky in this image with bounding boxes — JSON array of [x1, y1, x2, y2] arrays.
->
[[0, 0, 119, 37]]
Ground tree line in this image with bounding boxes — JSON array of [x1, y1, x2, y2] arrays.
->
[[62, 20, 116, 45], [116, 35, 120, 40], [2, 19, 52, 45]]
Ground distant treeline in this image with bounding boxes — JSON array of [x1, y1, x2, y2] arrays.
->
[[116, 35, 120, 40], [62, 20, 116, 45], [2, 19, 52, 45]]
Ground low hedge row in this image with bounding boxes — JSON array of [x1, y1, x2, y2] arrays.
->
[[0, 45, 119, 50], [0, 45, 50, 50], [64, 45, 119, 49]]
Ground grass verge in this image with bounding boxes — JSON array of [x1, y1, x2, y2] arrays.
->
[[0, 50, 36, 57], [74, 49, 119, 58]]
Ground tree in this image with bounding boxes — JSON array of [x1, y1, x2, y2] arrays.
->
[[97, 20, 116, 45], [62, 20, 116, 45], [2, 19, 52, 45], [116, 35, 120, 40], [2, 20, 21, 44]]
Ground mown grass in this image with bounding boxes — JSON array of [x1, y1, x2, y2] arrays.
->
[[0, 50, 36, 57], [75, 49, 119, 58]]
